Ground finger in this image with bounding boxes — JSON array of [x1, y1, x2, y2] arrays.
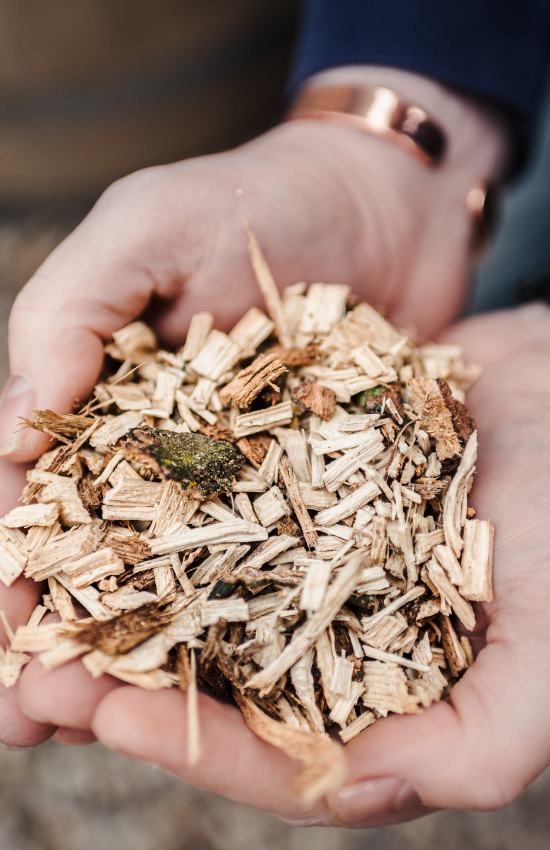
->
[[0, 458, 30, 517], [0, 176, 181, 464], [0, 458, 55, 748], [52, 729, 97, 745], [440, 302, 550, 367], [328, 629, 550, 826], [0, 684, 55, 750], [0, 576, 57, 748], [17, 658, 122, 730], [92, 686, 333, 825]]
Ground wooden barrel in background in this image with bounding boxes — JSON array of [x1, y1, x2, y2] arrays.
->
[[0, 0, 298, 202]]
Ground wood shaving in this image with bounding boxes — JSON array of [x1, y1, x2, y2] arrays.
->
[[4, 229, 493, 802]]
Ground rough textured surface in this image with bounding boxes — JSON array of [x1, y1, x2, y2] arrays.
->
[[126, 427, 244, 498], [0, 211, 548, 849]]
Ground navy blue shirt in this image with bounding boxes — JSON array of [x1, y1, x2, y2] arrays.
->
[[291, 0, 550, 142]]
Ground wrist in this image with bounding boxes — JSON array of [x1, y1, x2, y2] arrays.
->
[[297, 65, 511, 185]]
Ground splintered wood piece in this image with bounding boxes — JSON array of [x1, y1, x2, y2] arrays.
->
[[290, 648, 326, 733], [427, 558, 476, 631], [246, 553, 365, 695], [0, 645, 31, 688], [361, 645, 429, 672], [363, 613, 408, 651], [460, 519, 494, 602], [299, 560, 332, 612], [277, 458, 317, 547], [25, 524, 103, 582], [102, 589, 158, 611], [363, 661, 421, 715], [149, 371, 179, 418], [331, 651, 354, 699], [234, 401, 294, 439], [351, 344, 393, 379], [298, 484, 337, 510], [321, 431, 384, 493], [150, 519, 268, 556], [408, 377, 461, 461], [339, 709, 376, 742], [0, 527, 28, 587], [229, 307, 275, 352], [29, 471, 91, 527], [11, 622, 66, 653], [234, 492, 259, 525], [257, 440, 283, 486], [47, 576, 77, 621], [102, 528, 151, 566], [149, 481, 198, 537], [2, 503, 59, 528], [189, 329, 242, 382], [280, 429, 311, 485], [219, 353, 287, 408], [244, 222, 292, 349], [63, 548, 125, 588], [200, 598, 249, 627], [106, 384, 151, 411], [234, 691, 345, 804], [186, 648, 200, 765], [56, 572, 112, 621], [180, 312, 214, 362], [298, 283, 350, 337], [440, 614, 468, 677], [330, 681, 365, 729], [89, 411, 144, 448], [433, 543, 463, 586], [22, 409, 98, 440], [291, 379, 337, 421], [111, 322, 157, 361], [253, 486, 291, 527], [361, 585, 425, 629], [315, 481, 380, 527], [236, 535, 299, 571], [443, 432, 477, 557], [102, 479, 165, 522], [191, 544, 249, 586]]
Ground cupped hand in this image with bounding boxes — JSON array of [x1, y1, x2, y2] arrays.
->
[[17, 302, 550, 824], [1, 70, 504, 751]]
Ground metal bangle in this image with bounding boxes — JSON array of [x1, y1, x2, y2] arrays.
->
[[287, 83, 446, 167]]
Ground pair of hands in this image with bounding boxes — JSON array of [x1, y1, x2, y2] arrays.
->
[[0, 72, 548, 828]]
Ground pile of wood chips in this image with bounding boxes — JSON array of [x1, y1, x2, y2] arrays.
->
[[0, 227, 494, 802]]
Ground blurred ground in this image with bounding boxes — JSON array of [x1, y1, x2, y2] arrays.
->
[[0, 740, 549, 849], [1, 202, 550, 849]]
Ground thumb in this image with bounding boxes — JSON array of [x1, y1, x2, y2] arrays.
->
[[0, 188, 166, 463], [327, 631, 550, 827]]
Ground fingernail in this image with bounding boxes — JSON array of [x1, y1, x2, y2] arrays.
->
[[334, 778, 422, 826], [0, 374, 35, 456]]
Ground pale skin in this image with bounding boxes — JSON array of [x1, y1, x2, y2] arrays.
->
[[2, 66, 543, 827]]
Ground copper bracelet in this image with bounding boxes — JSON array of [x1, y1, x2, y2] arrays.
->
[[287, 83, 446, 167]]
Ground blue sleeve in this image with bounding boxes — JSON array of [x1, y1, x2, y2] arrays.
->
[[290, 0, 550, 139]]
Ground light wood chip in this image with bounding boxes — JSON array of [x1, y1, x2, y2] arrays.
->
[[244, 222, 292, 348]]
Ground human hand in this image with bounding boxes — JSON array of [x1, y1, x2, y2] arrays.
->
[[1, 66, 505, 750], [17, 301, 550, 824]]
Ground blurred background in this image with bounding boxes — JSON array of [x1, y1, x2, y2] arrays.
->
[[1, 1, 550, 847]]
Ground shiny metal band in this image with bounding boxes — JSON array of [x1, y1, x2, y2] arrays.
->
[[287, 83, 446, 166]]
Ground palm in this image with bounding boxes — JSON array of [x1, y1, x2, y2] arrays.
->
[[16, 304, 550, 825], [3, 121, 477, 752]]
